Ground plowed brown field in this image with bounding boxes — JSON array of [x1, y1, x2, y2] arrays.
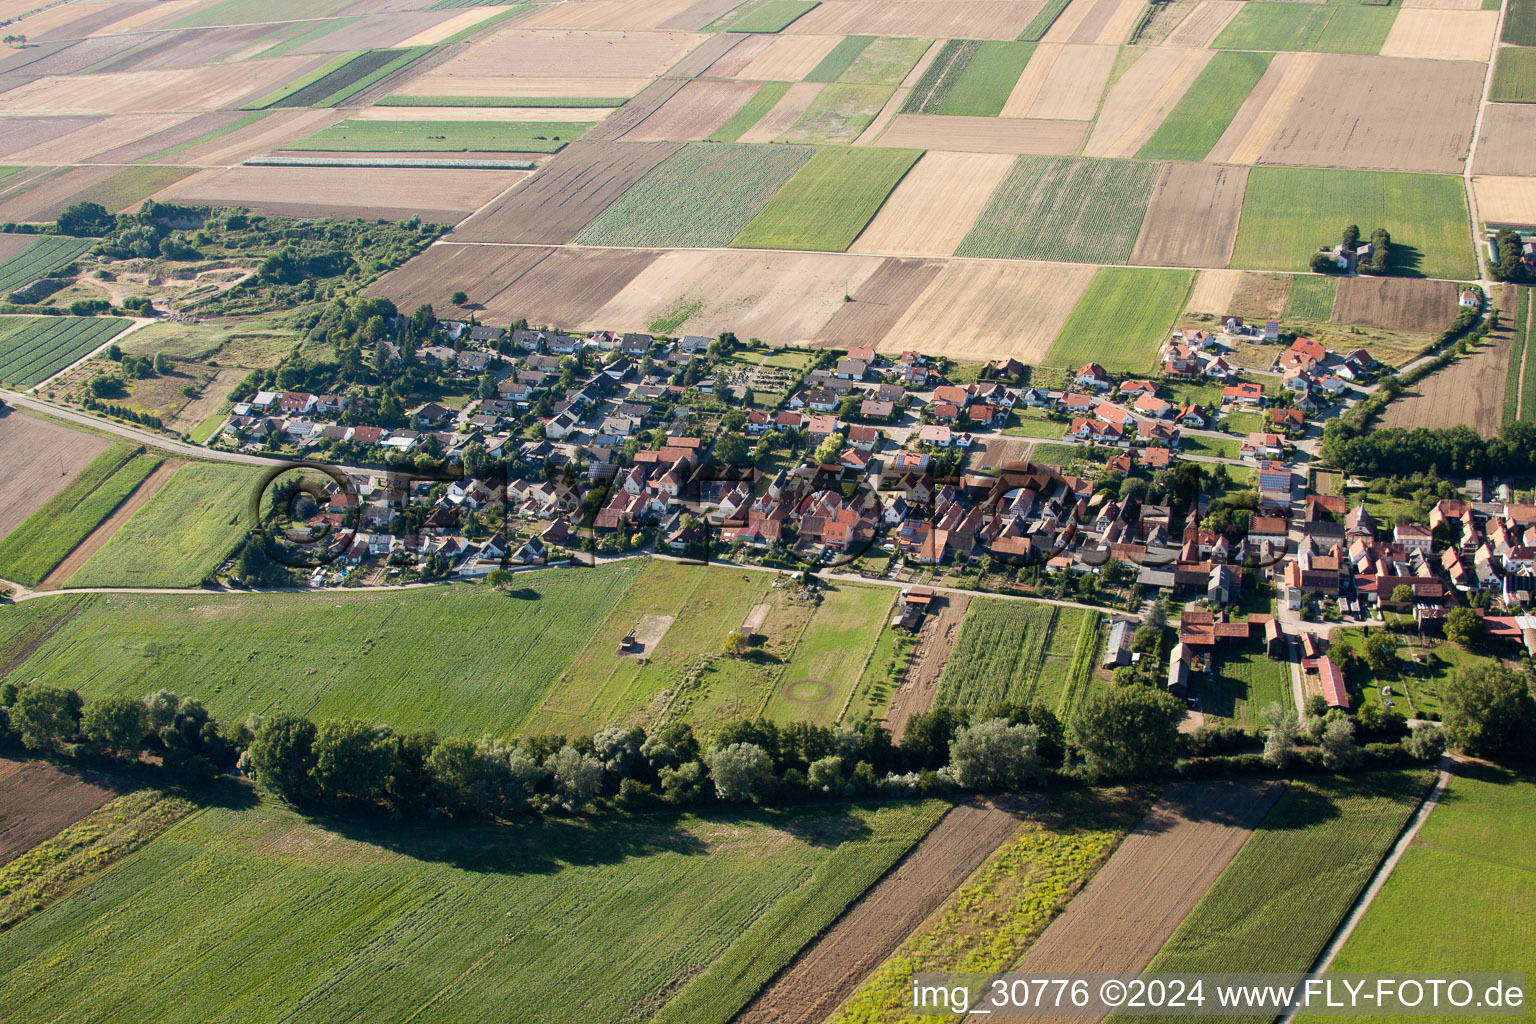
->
[[813, 257, 944, 348], [0, 412, 109, 540], [486, 247, 662, 329], [1130, 162, 1249, 268], [1381, 327, 1511, 436], [882, 592, 970, 740], [621, 78, 760, 141], [370, 242, 555, 318], [1331, 277, 1456, 334], [0, 757, 125, 865]]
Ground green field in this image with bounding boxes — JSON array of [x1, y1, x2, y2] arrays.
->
[[781, 83, 894, 143], [280, 119, 586, 153], [1044, 268, 1193, 372], [1231, 168, 1475, 281], [1490, 46, 1536, 103], [0, 316, 132, 389], [377, 94, 626, 106], [1111, 771, 1436, 1024], [1503, 0, 1536, 44], [1310, 764, 1536, 1024], [762, 582, 895, 726], [955, 155, 1159, 264], [933, 599, 1096, 715], [732, 146, 922, 251], [247, 48, 430, 109], [906, 39, 1035, 117], [0, 565, 641, 735], [1190, 643, 1292, 729], [1181, 433, 1241, 459], [902, 39, 976, 113], [1003, 407, 1067, 439], [838, 35, 932, 86], [804, 35, 874, 82], [1211, 1, 1396, 53], [63, 461, 258, 588], [1019, 0, 1073, 41], [0, 236, 95, 295], [173, 0, 354, 27], [574, 143, 814, 248], [1136, 52, 1272, 161], [1284, 273, 1339, 320], [0, 445, 161, 586], [0, 794, 948, 1024], [1506, 285, 1533, 426], [718, 0, 820, 32], [708, 81, 791, 140]]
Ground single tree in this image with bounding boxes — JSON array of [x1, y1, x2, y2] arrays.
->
[[81, 695, 149, 761], [1441, 664, 1536, 759], [1320, 715, 1362, 770], [247, 713, 318, 801], [1261, 701, 1299, 768], [1069, 686, 1184, 780], [1443, 606, 1480, 648], [948, 719, 1041, 791], [704, 742, 773, 802], [11, 685, 83, 752]]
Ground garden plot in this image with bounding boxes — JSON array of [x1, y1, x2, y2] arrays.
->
[[848, 151, 1013, 256], [1262, 54, 1482, 174], [1474, 175, 1536, 227], [583, 248, 887, 343], [1002, 42, 1116, 120], [875, 113, 1086, 153], [1331, 277, 1457, 334], [170, 164, 519, 222], [1129, 162, 1249, 269], [1475, 104, 1536, 176], [1083, 45, 1214, 159], [811, 256, 942, 349], [0, 56, 315, 114], [784, 1, 1044, 39], [878, 260, 1096, 362], [621, 79, 761, 140], [1379, 7, 1498, 60]]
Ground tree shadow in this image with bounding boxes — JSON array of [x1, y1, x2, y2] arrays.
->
[[742, 801, 875, 848], [1386, 244, 1426, 278]]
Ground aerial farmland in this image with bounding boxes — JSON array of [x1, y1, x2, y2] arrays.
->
[[0, 0, 1534, 1019]]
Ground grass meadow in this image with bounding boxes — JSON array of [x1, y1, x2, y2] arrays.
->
[[1137, 52, 1272, 161], [838, 36, 931, 86], [1110, 770, 1436, 1024], [1045, 267, 1193, 372], [1310, 763, 1536, 1024], [956, 155, 1159, 264], [65, 461, 256, 588], [1231, 168, 1475, 281], [575, 143, 814, 248], [281, 119, 588, 153], [0, 564, 642, 736], [0, 795, 948, 1024], [805, 35, 874, 81], [782, 83, 895, 144], [1213, 1, 1397, 53], [0, 445, 161, 585], [1189, 642, 1292, 729], [732, 146, 922, 251], [718, 0, 821, 32], [761, 581, 895, 726]]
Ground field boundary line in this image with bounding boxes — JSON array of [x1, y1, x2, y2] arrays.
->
[[1277, 756, 1452, 1019]]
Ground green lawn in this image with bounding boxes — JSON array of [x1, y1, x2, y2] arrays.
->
[[0, 446, 161, 586], [844, 622, 908, 723], [1490, 46, 1536, 103], [1003, 408, 1067, 439], [575, 143, 814, 248], [1190, 642, 1291, 728], [762, 581, 896, 726], [1136, 52, 1272, 161], [732, 146, 922, 251], [956, 155, 1160, 264], [1284, 273, 1338, 320], [804, 35, 874, 82], [1310, 764, 1536, 1024], [63, 462, 259, 588], [0, 565, 641, 736], [1045, 267, 1193, 373], [782, 83, 894, 143], [716, 0, 820, 32], [280, 119, 586, 153], [1181, 433, 1241, 459], [1231, 167, 1476, 281], [708, 81, 791, 140], [1111, 771, 1437, 1024], [1223, 410, 1266, 434], [0, 794, 948, 1024]]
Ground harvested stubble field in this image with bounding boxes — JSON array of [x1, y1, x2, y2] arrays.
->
[[1231, 167, 1475, 281], [1203, 49, 1320, 164], [0, 757, 127, 867], [1380, 7, 1498, 59], [0, 117, 96, 160], [438, 28, 705, 79], [483, 247, 663, 330], [5, 112, 204, 165], [575, 143, 814, 248], [1111, 771, 1436, 1024], [1082, 46, 1214, 159], [956, 155, 1158, 265], [0, 412, 109, 540], [0, 235, 94, 295], [281, 119, 588, 153], [0, 794, 948, 1024], [585, 248, 886, 343], [811, 256, 943, 348], [849, 150, 1013, 257], [716, 33, 828, 79], [371, 243, 554, 319], [876, 112, 1087, 154], [732, 146, 921, 251], [1330, 276, 1456, 333], [451, 140, 682, 244], [1046, 267, 1193, 372], [1136, 51, 1272, 161], [0, 316, 132, 389], [0, 56, 315, 114], [1380, 329, 1511, 436], [1165, 0, 1242, 46], [1476, 104, 1536, 174], [517, 0, 711, 31], [1262, 54, 1483, 174], [621, 78, 762, 141], [1002, 41, 1115, 121], [1474, 175, 1536, 227], [172, 164, 519, 223], [783, 0, 1043, 39], [1128, 161, 1250, 269], [877, 259, 1096, 361]]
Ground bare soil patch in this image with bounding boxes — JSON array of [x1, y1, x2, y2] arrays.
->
[[879, 259, 1097, 362], [0, 757, 126, 866], [39, 458, 182, 590], [735, 796, 1030, 1024], [1001, 780, 1286, 1024], [171, 164, 520, 224], [1331, 277, 1456, 334], [1084, 45, 1213, 158], [452, 141, 681, 243], [785, 1, 1044, 39], [813, 257, 944, 349], [703, 32, 775, 77], [0, 411, 109, 541], [621, 78, 760, 141], [1025, 43, 1117, 120], [883, 592, 970, 741], [621, 611, 676, 656], [1130, 161, 1249, 268], [1229, 271, 1292, 319], [0, 115, 97, 158], [1379, 8, 1498, 61], [517, 0, 702, 31], [1380, 329, 1511, 436], [489, 247, 663, 330], [1475, 104, 1536, 177], [1263, 55, 1482, 174], [372, 242, 555, 317], [877, 114, 1086, 154], [849, 151, 1014, 257], [742, 602, 771, 633]]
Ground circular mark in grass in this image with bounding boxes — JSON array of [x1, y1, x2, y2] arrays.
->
[[784, 678, 832, 704]]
